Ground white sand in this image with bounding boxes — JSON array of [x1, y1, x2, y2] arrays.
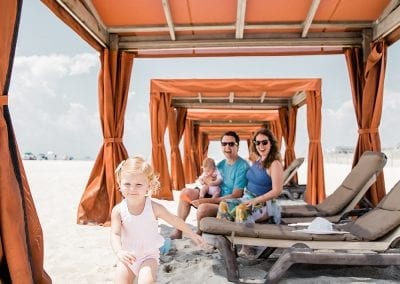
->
[[24, 160, 400, 283]]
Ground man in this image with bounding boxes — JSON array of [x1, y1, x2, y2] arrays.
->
[[170, 131, 250, 239]]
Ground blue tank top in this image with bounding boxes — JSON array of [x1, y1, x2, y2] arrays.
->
[[246, 160, 272, 196]]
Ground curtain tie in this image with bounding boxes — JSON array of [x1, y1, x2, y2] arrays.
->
[[309, 139, 319, 143], [358, 128, 378, 134], [104, 137, 123, 143], [0, 96, 8, 105]]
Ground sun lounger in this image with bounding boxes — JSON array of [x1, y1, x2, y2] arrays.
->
[[280, 157, 305, 200], [280, 151, 387, 223], [200, 181, 400, 283], [200, 179, 400, 283]]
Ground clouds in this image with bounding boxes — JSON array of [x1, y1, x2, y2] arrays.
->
[[322, 100, 358, 151], [10, 53, 101, 159], [9, 45, 400, 160]]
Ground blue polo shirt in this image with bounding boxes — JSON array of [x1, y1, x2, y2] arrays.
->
[[217, 157, 249, 196]]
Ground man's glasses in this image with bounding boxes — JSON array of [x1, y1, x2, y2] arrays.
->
[[253, 139, 269, 146], [221, 142, 237, 147]]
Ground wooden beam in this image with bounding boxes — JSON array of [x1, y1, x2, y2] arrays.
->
[[377, 0, 400, 23], [362, 29, 372, 63], [83, 0, 107, 32], [194, 120, 269, 125], [302, 0, 320, 38], [108, 22, 372, 34], [119, 32, 362, 51], [260, 91, 267, 103], [235, 0, 246, 39], [56, 0, 108, 47], [229, 92, 235, 103], [291, 91, 306, 106], [373, 2, 400, 40], [161, 0, 176, 41], [171, 102, 289, 110]]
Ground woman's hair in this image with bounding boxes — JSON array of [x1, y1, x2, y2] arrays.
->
[[250, 128, 282, 169], [115, 156, 160, 194]]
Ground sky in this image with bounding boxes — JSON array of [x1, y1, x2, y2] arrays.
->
[[9, 1, 400, 161]]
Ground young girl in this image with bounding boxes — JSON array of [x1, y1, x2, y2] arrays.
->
[[110, 156, 209, 283]]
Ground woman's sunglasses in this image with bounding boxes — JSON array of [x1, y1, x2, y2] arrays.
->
[[253, 139, 269, 146], [221, 142, 237, 147]]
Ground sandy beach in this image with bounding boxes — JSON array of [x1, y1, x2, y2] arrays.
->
[[24, 159, 400, 283]]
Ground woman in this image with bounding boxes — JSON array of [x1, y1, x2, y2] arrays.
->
[[217, 128, 284, 225]]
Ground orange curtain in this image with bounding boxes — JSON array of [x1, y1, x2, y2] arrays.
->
[[77, 50, 134, 225], [346, 43, 387, 205], [168, 107, 187, 190], [150, 92, 173, 199], [305, 91, 326, 205], [193, 125, 202, 177], [0, 0, 50, 282], [183, 120, 198, 183], [279, 106, 298, 184], [197, 132, 210, 165], [270, 120, 282, 150]]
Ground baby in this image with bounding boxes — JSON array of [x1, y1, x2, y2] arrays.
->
[[197, 157, 223, 198]]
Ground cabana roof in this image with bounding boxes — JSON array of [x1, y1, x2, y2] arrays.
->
[[151, 78, 317, 109], [44, 0, 400, 57]]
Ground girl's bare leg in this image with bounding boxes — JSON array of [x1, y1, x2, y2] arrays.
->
[[137, 258, 158, 284], [114, 261, 135, 284]]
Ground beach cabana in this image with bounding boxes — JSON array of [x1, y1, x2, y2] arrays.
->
[[184, 109, 282, 188], [2, 0, 400, 282], [149, 78, 322, 203]]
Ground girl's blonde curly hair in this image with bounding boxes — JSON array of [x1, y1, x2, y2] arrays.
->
[[115, 156, 160, 194]]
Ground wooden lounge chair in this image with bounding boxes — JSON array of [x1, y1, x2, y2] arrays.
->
[[280, 157, 305, 200], [281, 151, 387, 224], [200, 180, 400, 283]]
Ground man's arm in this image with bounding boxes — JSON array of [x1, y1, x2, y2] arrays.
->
[[193, 187, 243, 206], [219, 188, 243, 200]]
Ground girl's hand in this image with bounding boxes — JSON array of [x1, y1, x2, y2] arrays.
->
[[117, 250, 136, 266], [192, 234, 214, 251]]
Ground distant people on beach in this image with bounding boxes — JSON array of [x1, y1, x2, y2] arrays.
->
[[216, 128, 283, 256], [170, 131, 250, 240], [110, 156, 209, 283], [197, 157, 223, 199]]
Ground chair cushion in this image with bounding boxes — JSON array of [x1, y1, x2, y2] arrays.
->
[[281, 204, 321, 217], [316, 151, 386, 215], [200, 217, 359, 241], [316, 185, 354, 215], [377, 180, 400, 211], [343, 180, 400, 241], [342, 208, 400, 241]]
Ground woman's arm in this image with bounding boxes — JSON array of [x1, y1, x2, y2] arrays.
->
[[191, 187, 243, 207]]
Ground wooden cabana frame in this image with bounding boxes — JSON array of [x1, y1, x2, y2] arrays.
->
[[149, 78, 324, 204], [2, 0, 400, 281]]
